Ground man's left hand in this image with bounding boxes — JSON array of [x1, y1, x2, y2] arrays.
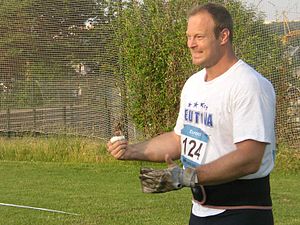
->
[[139, 155, 198, 193]]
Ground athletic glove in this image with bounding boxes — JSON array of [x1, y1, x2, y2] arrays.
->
[[139, 161, 198, 193]]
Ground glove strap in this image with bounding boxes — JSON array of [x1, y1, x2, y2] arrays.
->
[[181, 168, 198, 187]]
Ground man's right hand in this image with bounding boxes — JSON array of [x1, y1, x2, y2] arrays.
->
[[106, 136, 128, 159]]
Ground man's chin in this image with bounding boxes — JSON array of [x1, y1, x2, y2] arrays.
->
[[192, 59, 204, 66]]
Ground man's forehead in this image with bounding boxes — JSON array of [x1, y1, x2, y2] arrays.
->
[[186, 12, 215, 34], [188, 11, 215, 26]]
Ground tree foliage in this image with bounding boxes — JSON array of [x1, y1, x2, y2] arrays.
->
[[115, 0, 286, 137], [115, 0, 198, 137]]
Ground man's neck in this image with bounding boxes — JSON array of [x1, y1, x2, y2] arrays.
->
[[205, 52, 238, 82]]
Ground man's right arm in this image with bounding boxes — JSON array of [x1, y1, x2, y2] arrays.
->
[[106, 131, 181, 162]]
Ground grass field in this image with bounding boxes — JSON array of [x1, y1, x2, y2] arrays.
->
[[0, 161, 299, 225], [0, 136, 299, 224], [0, 161, 191, 225]]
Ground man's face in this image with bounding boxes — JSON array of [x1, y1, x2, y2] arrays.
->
[[186, 12, 222, 67]]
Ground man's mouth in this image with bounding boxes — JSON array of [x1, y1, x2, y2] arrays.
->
[[192, 52, 203, 58]]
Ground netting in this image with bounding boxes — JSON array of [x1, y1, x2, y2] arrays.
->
[[238, 0, 300, 148], [0, 0, 299, 148], [0, 0, 131, 140]]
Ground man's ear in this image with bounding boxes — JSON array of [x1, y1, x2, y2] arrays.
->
[[220, 28, 230, 45]]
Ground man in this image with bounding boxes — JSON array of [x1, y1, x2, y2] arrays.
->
[[107, 3, 276, 225]]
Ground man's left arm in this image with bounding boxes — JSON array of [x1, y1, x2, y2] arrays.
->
[[139, 139, 267, 192], [195, 139, 266, 185]]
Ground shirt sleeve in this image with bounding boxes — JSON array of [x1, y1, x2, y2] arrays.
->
[[174, 92, 185, 136], [232, 77, 276, 144]]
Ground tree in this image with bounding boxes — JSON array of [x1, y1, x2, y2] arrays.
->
[[114, 0, 287, 137]]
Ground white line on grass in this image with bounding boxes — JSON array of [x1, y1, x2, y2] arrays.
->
[[0, 202, 80, 215]]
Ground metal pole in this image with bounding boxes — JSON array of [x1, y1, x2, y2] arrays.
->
[[6, 108, 10, 138]]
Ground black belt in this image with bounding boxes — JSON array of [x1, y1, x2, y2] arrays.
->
[[191, 175, 272, 209]]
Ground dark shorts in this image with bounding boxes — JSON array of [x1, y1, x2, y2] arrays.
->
[[189, 209, 274, 225]]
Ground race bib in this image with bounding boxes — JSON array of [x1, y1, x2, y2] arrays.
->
[[180, 124, 209, 168]]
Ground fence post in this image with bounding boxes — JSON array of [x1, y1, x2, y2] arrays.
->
[[120, 79, 128, 140], [6, 108, 10, 138], [33, 108, 37, 134], [104, 95, 112, 139], [63, 106, 67, 134]]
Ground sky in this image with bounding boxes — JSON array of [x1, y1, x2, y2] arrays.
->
[[242, 0, 300, 22]]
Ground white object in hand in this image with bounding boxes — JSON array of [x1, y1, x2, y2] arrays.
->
[[110, 136, 125, 143]]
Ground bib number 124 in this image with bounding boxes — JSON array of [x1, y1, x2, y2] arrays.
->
[[182, 137, 203, 160]]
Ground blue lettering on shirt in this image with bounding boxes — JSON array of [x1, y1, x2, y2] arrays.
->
[[184, 109, 213, 127]]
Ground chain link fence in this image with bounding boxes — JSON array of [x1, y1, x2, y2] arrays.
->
[[0, 0, 299, 148]]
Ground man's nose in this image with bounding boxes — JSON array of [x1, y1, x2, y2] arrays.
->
[[187, 38, 197, 48]]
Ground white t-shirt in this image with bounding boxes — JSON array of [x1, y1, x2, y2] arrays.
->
[[174, 60, 276, 217]]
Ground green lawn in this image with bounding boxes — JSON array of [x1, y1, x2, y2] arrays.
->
[[0, 161, 299, 225]]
